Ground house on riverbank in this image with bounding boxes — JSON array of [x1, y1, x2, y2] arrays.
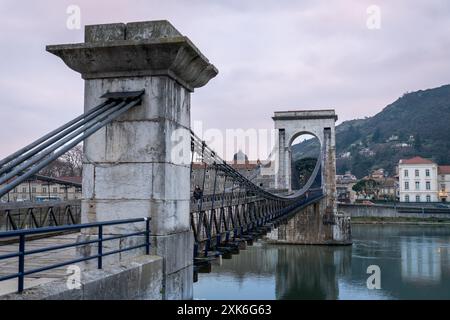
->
[[398, 156, 450, 203]]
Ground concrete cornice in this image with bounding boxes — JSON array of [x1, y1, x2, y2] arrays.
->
[[272, 110, 338, 122], [46, 21, 218, 91]]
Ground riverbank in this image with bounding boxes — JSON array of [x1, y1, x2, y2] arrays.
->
[[351, 216, 450, 225], [339, 203, 450, 226]]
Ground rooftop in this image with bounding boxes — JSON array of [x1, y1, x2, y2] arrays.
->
[[438, 166, 450, 175], [399, 156, 435, 165], [58, 176, 82, 184]]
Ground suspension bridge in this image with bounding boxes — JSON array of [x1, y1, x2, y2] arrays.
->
[[0, 20, 351, 300]]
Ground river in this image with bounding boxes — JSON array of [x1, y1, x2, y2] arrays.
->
[[193, 224, 450, 300]]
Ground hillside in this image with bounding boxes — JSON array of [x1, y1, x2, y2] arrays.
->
[[293, 84, 450, 178]]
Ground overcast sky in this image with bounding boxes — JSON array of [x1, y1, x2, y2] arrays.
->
[[1, 0, 449, 159]]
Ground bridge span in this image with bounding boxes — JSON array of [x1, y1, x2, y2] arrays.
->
[[0, 20, 351, 300]]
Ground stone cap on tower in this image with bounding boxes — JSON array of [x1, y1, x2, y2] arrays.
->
[[272, 110, 338, 121], [46, 20, 218, 91]]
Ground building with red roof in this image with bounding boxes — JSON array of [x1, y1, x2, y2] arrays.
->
[[398, 156, 449, 203]]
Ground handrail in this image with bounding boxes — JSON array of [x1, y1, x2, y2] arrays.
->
[[1, 201, 81, 232], [0, 217, 151, 293]]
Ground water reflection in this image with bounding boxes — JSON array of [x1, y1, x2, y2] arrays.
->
[[275, 245, 351, 299], [401, 237, 442, 283], [194, 225, 450, 300]]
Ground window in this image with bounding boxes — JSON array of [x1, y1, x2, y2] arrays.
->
[[405, 182, 409, 190], [416, 195, 420, 202], [442, 184, 446, 191], [42, 187, 47, 193], [426, 181, 431, 190], [53, 187, 57, 193], [415, 182, 420, 190], [415, 169, 419, 177], [404, 170, 409, 177], [426, 195, 431, 202], [22, 187, 27, 193], [405, 195, 410, 202], [426, 169, 430, 177], [32, 187, 36, 193]]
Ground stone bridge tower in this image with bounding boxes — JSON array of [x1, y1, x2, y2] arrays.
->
[[47, 20, 218, 299], [271, 110, 351, 245]]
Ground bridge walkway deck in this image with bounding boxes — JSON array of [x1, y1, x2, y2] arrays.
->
[[0, 233, 81, 296]]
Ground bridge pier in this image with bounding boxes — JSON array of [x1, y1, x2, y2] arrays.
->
[[266, 197, 351, 245], [47, 21, 217, 299]]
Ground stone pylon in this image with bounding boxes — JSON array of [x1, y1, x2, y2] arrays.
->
[[47, 20, 218, 299], [271, 110, 351, 245]]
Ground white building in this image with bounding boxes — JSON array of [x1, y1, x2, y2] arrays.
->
[[0, 176, 82, 203], [398, 156, 449, 203]]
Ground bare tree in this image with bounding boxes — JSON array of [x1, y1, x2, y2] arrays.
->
[[61, 145, 83, 176], [39, 144, 83, 177]]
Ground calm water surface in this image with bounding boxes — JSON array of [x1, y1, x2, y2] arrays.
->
[[194, 224, 450, 300]]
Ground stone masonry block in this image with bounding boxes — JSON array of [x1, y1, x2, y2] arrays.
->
[[104, 121, 166, 163], [85, 23, 126, 43], [81, 255, 163, 300], [94, 163, 153, 200], [81, 199, 150, 225], [83, 126, 107, 163], [151, 231, 193, 275], [1, 256, 163, 300], [126, 20, 182, 40], [82, 163, 95, 199], [84, 77, 190, 127], [152, 163, 190, 201], [164, 265, 193, 300], [149, 199, 190, 235]]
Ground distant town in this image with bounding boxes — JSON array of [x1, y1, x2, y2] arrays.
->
[[2, 149, 449, 207], [337, 156, 450, 205], [0, 176, 81, 203]]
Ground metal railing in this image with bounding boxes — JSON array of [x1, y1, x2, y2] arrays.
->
[[189, 130, 326, 256], [191, 189, 324, 256], [0, 200, 81, 231], [0, 217, 150, 293]]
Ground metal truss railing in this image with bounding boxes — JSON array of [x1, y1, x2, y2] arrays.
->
[[189, 130, 324, 257], [0, 200, 81, 231]]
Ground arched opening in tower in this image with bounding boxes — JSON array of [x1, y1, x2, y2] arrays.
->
[[290, 133, 320, 191]]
